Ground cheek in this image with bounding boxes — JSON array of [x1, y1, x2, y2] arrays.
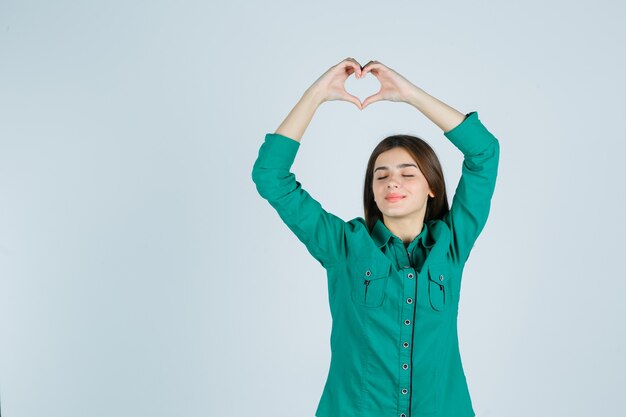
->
[[372, 184, 384, 200], [372, 189, 380, 201]]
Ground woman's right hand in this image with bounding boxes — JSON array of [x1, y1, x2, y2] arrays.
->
[[307, 58, 364, 110]]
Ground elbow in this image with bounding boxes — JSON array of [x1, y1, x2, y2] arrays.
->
[[251, 163, 276, 199], [464, 139, 500, 171], [251, 163, 259, 186], [251, 164, 266, 196], [479, 138, 500, 165]]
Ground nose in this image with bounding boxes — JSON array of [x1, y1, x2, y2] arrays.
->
[[382, 171, 401, 189]]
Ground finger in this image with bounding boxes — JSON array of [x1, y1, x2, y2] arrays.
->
[[344, 57, 361, 66], [343, 57, 362, 78], [349, 62, 362, 78], [343, 92, 363, 110], [361, 92, 383, 109], [361, 62, 381, 77]]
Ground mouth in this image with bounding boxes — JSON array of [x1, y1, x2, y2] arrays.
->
[[385, 196, 406, 203]]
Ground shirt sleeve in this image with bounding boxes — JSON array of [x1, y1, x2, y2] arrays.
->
[[442, 111, 500, 265], [251, 133, 348, 269]]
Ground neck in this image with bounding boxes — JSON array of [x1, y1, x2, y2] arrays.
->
[[383, 214, 425, 246]]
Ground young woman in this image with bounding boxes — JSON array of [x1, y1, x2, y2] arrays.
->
[[251, 58, 500, 417]]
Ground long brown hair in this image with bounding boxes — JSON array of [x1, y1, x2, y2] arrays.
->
[[363, 134, 450, 232]]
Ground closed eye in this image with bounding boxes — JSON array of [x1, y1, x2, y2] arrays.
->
[[376, 175, 414, 180]]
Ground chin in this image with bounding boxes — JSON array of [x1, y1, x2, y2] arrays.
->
[[383, 211, 409, 218]]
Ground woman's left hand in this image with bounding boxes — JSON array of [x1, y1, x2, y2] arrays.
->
[[360, 61, 418, 109]]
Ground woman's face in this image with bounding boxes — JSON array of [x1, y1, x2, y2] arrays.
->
[[372, 147, 434, 223]]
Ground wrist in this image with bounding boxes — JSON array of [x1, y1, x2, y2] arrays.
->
[[303, 85, 325, 107], [406, 85, 427, 108]]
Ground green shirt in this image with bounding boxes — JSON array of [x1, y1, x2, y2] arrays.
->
[[251, 111, 500, 417]]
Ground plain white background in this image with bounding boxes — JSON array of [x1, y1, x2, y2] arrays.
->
[[1, 1, 625, 416]]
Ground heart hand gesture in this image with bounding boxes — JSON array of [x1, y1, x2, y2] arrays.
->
[[308, 58, 417, 111], [274, 58, 462, 141]]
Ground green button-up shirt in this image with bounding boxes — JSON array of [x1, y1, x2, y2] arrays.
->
[[251, 111, 500, 417]]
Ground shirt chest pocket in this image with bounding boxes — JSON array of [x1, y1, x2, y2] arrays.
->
[[350, 257, 392, 308], [427, 263, 451, 311]]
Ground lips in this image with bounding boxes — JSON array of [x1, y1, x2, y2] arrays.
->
[[385, 194, 405, 202]]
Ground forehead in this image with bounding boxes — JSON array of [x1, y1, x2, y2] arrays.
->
[[374, 147, 417, 167]]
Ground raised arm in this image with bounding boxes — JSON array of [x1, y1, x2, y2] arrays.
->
[[251, 58, 365, 269], [274, 58, 363, 141], [439, 111, 499, 265], [360, 61, 500, 265], [360, 59, 466, 132], [404, 86, 499, 265]]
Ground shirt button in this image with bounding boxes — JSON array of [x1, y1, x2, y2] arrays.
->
[[404, 319, 411, 325], [366, 270, 371, 277], [407, 273, 414, 279], [403, 342, 409, 348], [406, 298, 413, 304], [400, 414, 407, 417], [439, 274, 444, 281], [402, 388, 408, 394], [402, 363, 408, 370]]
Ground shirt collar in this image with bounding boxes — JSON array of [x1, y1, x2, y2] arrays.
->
[[371, 218, 430, 248]]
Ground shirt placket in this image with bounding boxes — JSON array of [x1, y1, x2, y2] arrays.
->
[[393, 239, 419, 417]]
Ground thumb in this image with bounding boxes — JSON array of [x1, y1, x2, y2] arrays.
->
[[361, 92, 383, 110], [343, 92, 363, 110]]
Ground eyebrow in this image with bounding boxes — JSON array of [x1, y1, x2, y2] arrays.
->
[[374, 163, 418, 173]]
